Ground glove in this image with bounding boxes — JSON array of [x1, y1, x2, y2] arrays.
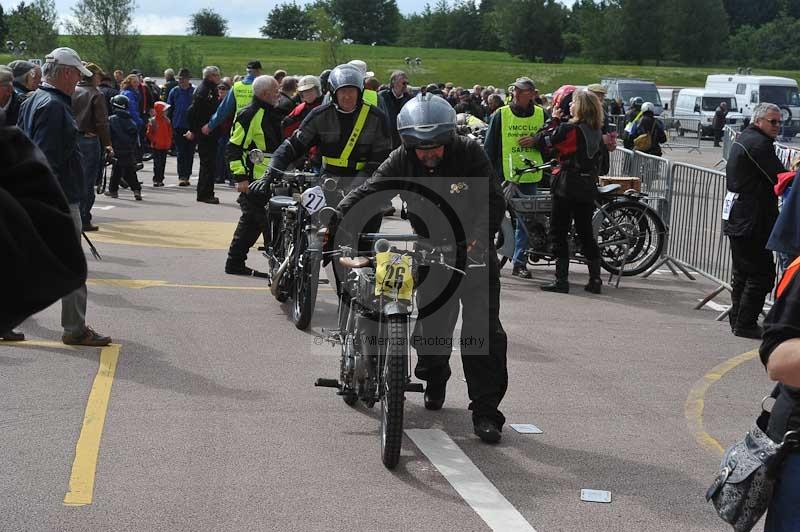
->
[[248, 177, 269, 197], [502, 181, 519, 202]]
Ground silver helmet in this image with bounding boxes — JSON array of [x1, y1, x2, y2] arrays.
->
[[397, 93, 457, 149], [328, 64, 363, 95]]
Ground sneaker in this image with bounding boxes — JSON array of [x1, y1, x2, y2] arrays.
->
[[512, 266, 532, 279], [473, 418, 502, 444], [134, 191, 142, 201], [1, 329, 25, 341], [153, 181, 165, 188], [62, 326, 111, 347], [178, 180, 190, 187], [104, 190, 118, 198]]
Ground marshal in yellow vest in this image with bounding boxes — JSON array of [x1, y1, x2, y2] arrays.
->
[[500, 105, 545, 183], [232, 81, 254, 114]]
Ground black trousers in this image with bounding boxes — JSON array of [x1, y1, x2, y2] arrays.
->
[[412, 255, 508, 426], [196, 136, 217, 200], [729, 236, 776, 329], [152, 150, 167, 182], [109, 163, 141, 193], [713, 127, 723, 145], [173, 128, 195, 180], [549, 195, 599, 261], [227, 191, 268, 266]]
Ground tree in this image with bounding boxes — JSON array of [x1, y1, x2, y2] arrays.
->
[[188, 8, 228, 37], [309, 5, 343, 69], [619, 0, 667, 65], [667, 0, 728, 64], [260, 2, 315, 40], [0, 5, 8, 45], [5, 0, 59, 56], [494, 0, 567, 63], [723, 0, 779, 29], [65, 0, 141, 73], [329, 0, 400, 45]]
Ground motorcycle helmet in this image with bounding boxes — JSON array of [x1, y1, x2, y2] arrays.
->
[[397, 93, 457, 149], [641, 102, 655, 114], [111, 94, 129, 111], [552, 85, 576, 117], [630, 96, 644, 108], [328, 64, 364, 112], [319, 69, 332, 94]]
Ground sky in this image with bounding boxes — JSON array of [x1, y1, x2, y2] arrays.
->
[[6, 0, 574, 39]]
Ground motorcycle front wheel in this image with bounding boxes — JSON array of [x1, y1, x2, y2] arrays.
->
[[380, 315, 407, 470], [292, 237, 321, 330]]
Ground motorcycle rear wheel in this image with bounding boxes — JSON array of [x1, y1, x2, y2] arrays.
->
[[380, 315, 407, 470]]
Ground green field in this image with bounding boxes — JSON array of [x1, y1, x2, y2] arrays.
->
[[3, 34, 800, 92]]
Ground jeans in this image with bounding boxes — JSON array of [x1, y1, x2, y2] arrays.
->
[[512, 182, 538, 267], [77, 136, 102, 226], [765, 452, 800, 531], [62, 205, 87, 335], [173, 128, 195, 180]]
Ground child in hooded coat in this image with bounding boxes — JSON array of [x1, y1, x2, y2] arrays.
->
[[146, 101, 173, 186]]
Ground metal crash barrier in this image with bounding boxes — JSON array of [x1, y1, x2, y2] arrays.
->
[[662, 116, 703, 153]]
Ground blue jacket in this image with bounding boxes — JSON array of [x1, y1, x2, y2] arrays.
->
[[768, 170, 800, 257], [208, 73, 255, 131], [167, 84, 194, 130], [120, 88, 143, 127], [16, 85, 84, 204], [109, 109, 140, 165]]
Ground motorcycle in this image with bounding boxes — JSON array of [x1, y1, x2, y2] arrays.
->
[[315, 224, 479, 469], [497, 159, 667, 277]]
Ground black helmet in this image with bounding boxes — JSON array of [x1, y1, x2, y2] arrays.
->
[[397, 93, 457, 149], [319, 69, 332, 94], [631, 96, 643, 108], [111, 94, 129, 111]]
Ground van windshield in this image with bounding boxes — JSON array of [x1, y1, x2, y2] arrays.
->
[[759, 85, 800, 107], [618, 84, 662, 106], [702, 97, 736, 111]]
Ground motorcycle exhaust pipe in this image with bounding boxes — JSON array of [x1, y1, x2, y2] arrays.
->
[[270, 255, 292, 297]]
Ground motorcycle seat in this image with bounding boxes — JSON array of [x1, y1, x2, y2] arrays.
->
[[269, 195, 296, 210], [597, 184, 621, 195]]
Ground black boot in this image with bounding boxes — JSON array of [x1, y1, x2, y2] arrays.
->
[[733, 287, 767, 339], [541, 257, 569, 293], [424, 380, 447, 410], [585, 259, 603, 294]]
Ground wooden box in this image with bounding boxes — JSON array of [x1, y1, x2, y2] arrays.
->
[[599, 176, 641, 193]]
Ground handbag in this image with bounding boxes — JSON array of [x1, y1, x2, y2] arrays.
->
[[633, 120, 656, 151], [706, 386, 799, 532]]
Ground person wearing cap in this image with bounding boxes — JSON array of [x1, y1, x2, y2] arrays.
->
[[0, 66, 23, 126], [161, 68, 178, 102], [281, 75, 323, 145], [268, 63, 390, 190], [224, 75, 283, 277], [8, 60, 41, 99], [186, 66, 222, 203], [16, 47, 112, 347], [167, 68, 195, 185], [484, 76, 548, 279], [274, 69, 287, 84], [72, 62, 113, 232], [347, 60, 378, 106], [377, 70, 412, 150], [204, 61, 262, 141]]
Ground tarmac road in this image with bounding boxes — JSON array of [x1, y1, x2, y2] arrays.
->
[[0, 153, 775, 531]]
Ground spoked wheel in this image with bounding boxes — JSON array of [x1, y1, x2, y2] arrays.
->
[[292, 236, 320, 330], [340, 334, 358, 407], [595, 200, 666, 276], [380, 315, 407, 470]]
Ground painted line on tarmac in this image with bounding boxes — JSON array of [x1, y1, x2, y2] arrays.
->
[[87, 278, 336, 292], [90, 205, 115, 211], [406, 429, 536, 532], [63, 343, 121, 506], [684, 349, 759, 456]]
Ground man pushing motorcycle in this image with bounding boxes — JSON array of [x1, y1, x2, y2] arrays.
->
[[330, 93, 508, 443]]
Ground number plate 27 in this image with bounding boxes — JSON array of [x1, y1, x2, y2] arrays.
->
[[374, 252, 413, 301], [301, 186, 326, 215]]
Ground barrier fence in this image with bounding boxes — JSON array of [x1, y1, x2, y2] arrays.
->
[[662, 116, 703, 153]]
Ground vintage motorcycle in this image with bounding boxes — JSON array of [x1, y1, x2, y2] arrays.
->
[[497, 159, 667, 277], [315, 224, 478, 469]]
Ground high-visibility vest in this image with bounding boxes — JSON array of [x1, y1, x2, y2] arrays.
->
[[232, 80, 254, 114], [777, 256, 800, 299], [500, 105, 545, 183], [228, 107, 271, 180], [363, 89, 378, 107], [321, 103, 371, 172]]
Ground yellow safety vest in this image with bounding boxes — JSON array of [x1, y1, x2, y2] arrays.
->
[[228, 107, 270, 180], [232, 80, 254, 114], [322, 103, 371, 172], [500, 105, 545, 183], [363, 89, 378, 107]]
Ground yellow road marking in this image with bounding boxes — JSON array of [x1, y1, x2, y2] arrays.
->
[[63, 343, 121, 506], [88, 220, 237, 249], [684, 349, 759, 456]]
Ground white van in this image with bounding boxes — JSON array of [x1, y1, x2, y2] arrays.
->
[[705, 74, 800, 135], [673, 88, 745, 136]]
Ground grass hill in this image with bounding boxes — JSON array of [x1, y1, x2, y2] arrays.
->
[[3, 34, 800, 92]]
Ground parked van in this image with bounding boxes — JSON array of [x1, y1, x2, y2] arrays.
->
[[673, 88, 745, 136], [705, 74, 800, 136], [601, 78, 663, 115], [658, 87, 683, 114]]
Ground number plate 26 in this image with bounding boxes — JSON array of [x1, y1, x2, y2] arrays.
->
[[374, 252, 413, 301]]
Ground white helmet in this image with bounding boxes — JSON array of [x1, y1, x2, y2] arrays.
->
[[641, 102, 655, 113], [297, 75, 321, 93]]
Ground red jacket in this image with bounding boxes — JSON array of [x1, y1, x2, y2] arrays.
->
[[146, 101, 173, 150]]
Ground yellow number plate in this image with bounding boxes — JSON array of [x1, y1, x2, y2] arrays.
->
[[374, 252, 413, 301]]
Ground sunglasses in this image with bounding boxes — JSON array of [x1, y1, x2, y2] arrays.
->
[[765, 119, 782, 126]]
